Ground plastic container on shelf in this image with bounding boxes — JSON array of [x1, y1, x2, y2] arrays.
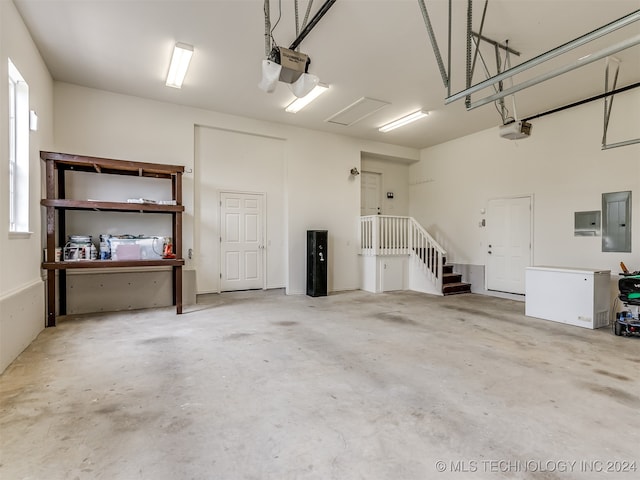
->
[[109, 235, 165, 261], [64, 235, 96, 261]]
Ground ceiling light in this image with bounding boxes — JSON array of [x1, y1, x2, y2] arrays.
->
[[285, 84, 329, 113], [166, 43, 193, 89], [378, 110, 429, 132]]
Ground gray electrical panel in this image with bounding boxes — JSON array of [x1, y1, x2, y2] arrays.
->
[[574, 211, 601, 236], [602, 191, 632, 252]]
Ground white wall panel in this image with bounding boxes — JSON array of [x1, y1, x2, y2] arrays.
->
[[411, 94, 640, 275], [361, 155, 412, 216], [195, 126, 285, 293], [54, 83, 419, 296], [0, 1, 54, 371]]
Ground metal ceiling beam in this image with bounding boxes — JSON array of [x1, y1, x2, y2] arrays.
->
[[447, 0, 452, 96], [418, 0, 449, 88], [602, 58, 620, 146], [602, 138, 640, 150], [602, 58, 640, 150], [289, 0, 337, 51], [445, 9, 640, 105], [466, 34, 640, 110], [470, 1, 489, 87], [471, 32, 520, 56], [264, 0, 271, 56], [465, 0, 472, 105]]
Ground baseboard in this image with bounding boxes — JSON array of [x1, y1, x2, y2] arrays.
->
[[0, 280, 45, 374], [451, 263, 525, 302]]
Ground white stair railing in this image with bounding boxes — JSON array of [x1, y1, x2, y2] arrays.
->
[[409, 219, 446, 291], [361, 215, 411, 255], [360, 215, 446, 291]]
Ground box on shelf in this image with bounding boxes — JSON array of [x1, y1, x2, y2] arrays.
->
[[126, 198, 177, 205], [108, 236, 166, 261], [43, 248, 62, 262]]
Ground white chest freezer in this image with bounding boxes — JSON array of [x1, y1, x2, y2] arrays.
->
[[525, 266, 611, 329]]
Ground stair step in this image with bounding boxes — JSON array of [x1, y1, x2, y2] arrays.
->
[[443, 272, 462, 284], [442, 282, 472, 295], [443, 264, 454, 274]]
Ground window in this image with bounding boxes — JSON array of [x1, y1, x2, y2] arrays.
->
[[8, 59, 29, 233]]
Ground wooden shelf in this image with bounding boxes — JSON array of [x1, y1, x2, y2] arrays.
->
[[42, 259, 185, 270], [41, 199, 184, 213], [41, 151, 184, 327], [40, 151, 184, 179]]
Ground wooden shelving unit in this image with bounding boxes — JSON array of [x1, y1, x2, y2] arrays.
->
[[40, 151, 185, 327], [41, 199, 184, 213]]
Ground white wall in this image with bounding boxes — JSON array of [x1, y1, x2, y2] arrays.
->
[[53, 85, 198, 256], [411, 91, 640, 279], [0, 0, 54, 373], [285, 129, 362, 293], [361, 154, 412, 216], [195, 125, 286, 293], [53, 83, 420, 296]]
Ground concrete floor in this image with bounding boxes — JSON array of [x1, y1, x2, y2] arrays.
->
[[1, 290, 639, 480]]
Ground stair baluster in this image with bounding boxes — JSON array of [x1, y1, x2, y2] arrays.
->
[[360, 215, 471, 295]]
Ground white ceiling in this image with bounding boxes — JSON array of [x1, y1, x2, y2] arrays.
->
[[14, 0, 640, 149]]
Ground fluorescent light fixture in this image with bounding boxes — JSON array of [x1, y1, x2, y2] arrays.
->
[[285, 84, 329, 113], [378, 110, 429, 132], [166, 43, 193, 88]]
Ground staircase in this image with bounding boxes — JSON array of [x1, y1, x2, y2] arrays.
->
[[360, 215, 471, 296], [413, 247, 472, 295], [442, 261, 472, 295]]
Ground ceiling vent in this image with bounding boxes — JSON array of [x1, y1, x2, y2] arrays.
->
[[326, 97, 390, 126]]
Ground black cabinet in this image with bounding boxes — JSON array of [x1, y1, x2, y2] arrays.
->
[[307, 230, 328, 297]]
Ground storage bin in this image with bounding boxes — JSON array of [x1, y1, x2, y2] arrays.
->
[[109, 236, 165, 261]]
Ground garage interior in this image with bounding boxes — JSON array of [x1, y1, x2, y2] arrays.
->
[[4, 290, 640, 479], [1, 1, 639, 478]]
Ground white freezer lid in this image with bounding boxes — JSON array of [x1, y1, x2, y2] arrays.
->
[[526, 266, 611, 275]]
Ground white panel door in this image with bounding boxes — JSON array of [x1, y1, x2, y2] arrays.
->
[[361, 172, 381, 216], [486, 196, 532, 294], [220, 192, 264, 291]]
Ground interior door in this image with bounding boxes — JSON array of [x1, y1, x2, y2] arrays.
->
[[220, 192, 264, 291], [361, 171, 382, 216], [486, 196, 532, 294]]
